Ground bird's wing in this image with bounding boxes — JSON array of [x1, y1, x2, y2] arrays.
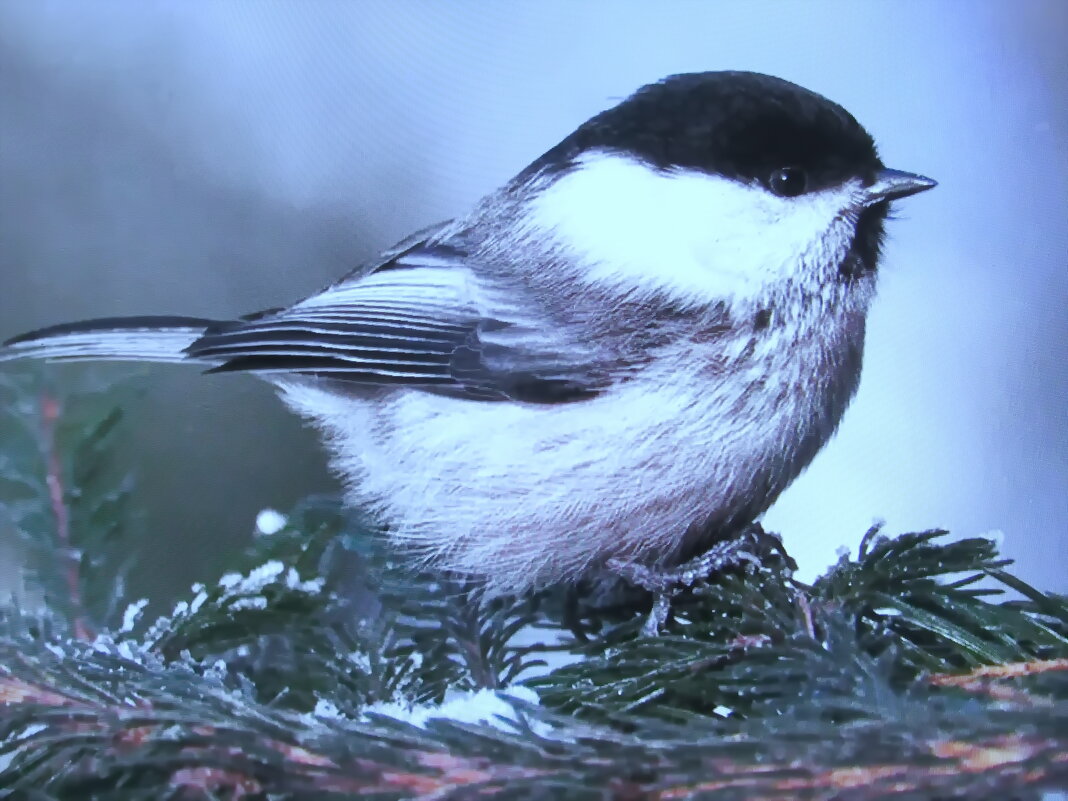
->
[[187, 228, 607, 403]]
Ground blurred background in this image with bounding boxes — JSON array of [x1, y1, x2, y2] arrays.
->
[[0, 1, 1065, 609]]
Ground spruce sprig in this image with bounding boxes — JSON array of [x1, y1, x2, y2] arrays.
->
[[2, 365, 1067, 798]]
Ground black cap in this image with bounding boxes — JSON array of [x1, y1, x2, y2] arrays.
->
[[521, 71, 883, 194]]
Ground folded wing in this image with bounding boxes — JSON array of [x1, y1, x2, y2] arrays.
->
[[187, 232, 606, 403]]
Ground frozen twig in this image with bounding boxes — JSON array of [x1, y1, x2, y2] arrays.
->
[[39, 392, 91, 641]]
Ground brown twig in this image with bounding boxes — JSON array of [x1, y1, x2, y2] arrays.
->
[[927, 658, 1068, 704], [658, 733, 1068, 799], [2, 680, 1065, 800], [928, 658, 1068, 687], [39, 392, 92, 641]]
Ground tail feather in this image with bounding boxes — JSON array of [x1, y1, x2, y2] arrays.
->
[[0, 316, 220, 364]]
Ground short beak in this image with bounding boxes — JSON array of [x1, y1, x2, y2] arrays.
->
[[862, 168, 937, 206]]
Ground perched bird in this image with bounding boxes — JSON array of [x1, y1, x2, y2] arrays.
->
[[1, 71, 935, 598]]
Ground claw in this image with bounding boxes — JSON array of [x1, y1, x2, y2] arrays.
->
[[609, 529, 766, 635]]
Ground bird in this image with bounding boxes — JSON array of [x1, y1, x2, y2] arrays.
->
[[1, 71, 936, 599]]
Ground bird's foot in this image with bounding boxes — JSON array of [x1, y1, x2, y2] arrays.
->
[[608, 527, 767, 637]]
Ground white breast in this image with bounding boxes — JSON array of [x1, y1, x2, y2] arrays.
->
[[276, 320, 857, 595]]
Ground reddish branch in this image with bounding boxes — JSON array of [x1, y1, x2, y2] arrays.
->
[[929, 657, 1068, 687], [1, 666, 1065, 798], [39, 392, 92, 641], [928, 658, 1068, 703]]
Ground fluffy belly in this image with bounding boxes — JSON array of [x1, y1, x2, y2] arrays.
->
[[276, 365, 833, 595]]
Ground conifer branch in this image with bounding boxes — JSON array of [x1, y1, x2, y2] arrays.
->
[[2, 366, 1067, 798], [38, 391, 90, 642]]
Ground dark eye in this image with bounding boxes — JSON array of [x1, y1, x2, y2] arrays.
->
[[767, 167, 808, 198]]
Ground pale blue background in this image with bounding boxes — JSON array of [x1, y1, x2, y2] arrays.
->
[[1, 1, 1065, 602]]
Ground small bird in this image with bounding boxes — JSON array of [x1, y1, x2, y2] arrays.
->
[[1, 71, 935, 598]]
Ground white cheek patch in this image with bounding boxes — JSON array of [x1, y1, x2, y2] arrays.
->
[[523, 152, 857, 305]]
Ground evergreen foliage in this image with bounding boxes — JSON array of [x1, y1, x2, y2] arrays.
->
[[1, 366, 1066, 799]]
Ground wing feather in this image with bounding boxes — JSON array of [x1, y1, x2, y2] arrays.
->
[[186, 234, 606, 402]]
